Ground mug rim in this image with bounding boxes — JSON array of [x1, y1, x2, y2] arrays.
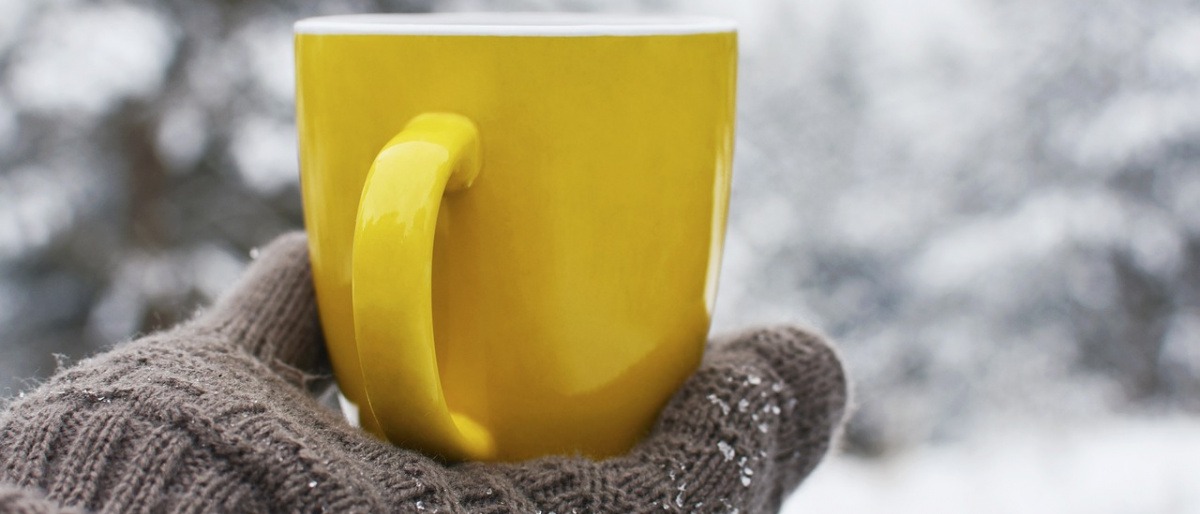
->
[[294, 13, 736, 37]]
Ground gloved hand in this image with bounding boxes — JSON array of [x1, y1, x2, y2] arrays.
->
[[0, 232, 848, 513]]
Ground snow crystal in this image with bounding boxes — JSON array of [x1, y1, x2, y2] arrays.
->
[[707, 394, 730, 416], [717, 441, 735, 461]]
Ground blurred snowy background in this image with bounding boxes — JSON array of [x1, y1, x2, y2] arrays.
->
[[1, 0, 1199, 512]]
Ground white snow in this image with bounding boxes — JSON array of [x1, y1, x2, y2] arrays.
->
[[0, 0, 32, 55], [785, 417, 1200, 514], [0, 95, 15, 154], [8, 4, 176, 114], [234, 19, 296, 104], [1068, 92, 1200, 169], [1147, 16, 1200, 75], [1162, 313, 1200, 380], [156, 102, 209, 173], [0, 166, 100, 260], [230, 115, 299, 195], [189, 243, 247, 302]]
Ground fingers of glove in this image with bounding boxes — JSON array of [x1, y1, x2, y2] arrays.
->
[[710, 326, 849, 482], [607, 326, 850, 512], [188, 231, 326, 384], [459, 326, 849, 513]]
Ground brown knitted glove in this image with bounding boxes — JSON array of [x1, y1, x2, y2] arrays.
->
[[0, 232, 848, 513]]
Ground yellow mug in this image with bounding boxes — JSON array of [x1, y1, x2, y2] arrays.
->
[[295, 13, 737, 461]]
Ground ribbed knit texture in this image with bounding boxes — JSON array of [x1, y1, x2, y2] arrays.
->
[[0, 232, 848, 513]]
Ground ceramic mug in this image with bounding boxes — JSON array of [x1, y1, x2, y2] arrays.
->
[[294, 13, 737, 461]]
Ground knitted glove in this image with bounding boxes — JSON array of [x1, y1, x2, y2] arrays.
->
[[0, 232, 848, 513]]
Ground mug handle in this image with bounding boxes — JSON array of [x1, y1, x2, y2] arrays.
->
[[352, 113, 494, 461]]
